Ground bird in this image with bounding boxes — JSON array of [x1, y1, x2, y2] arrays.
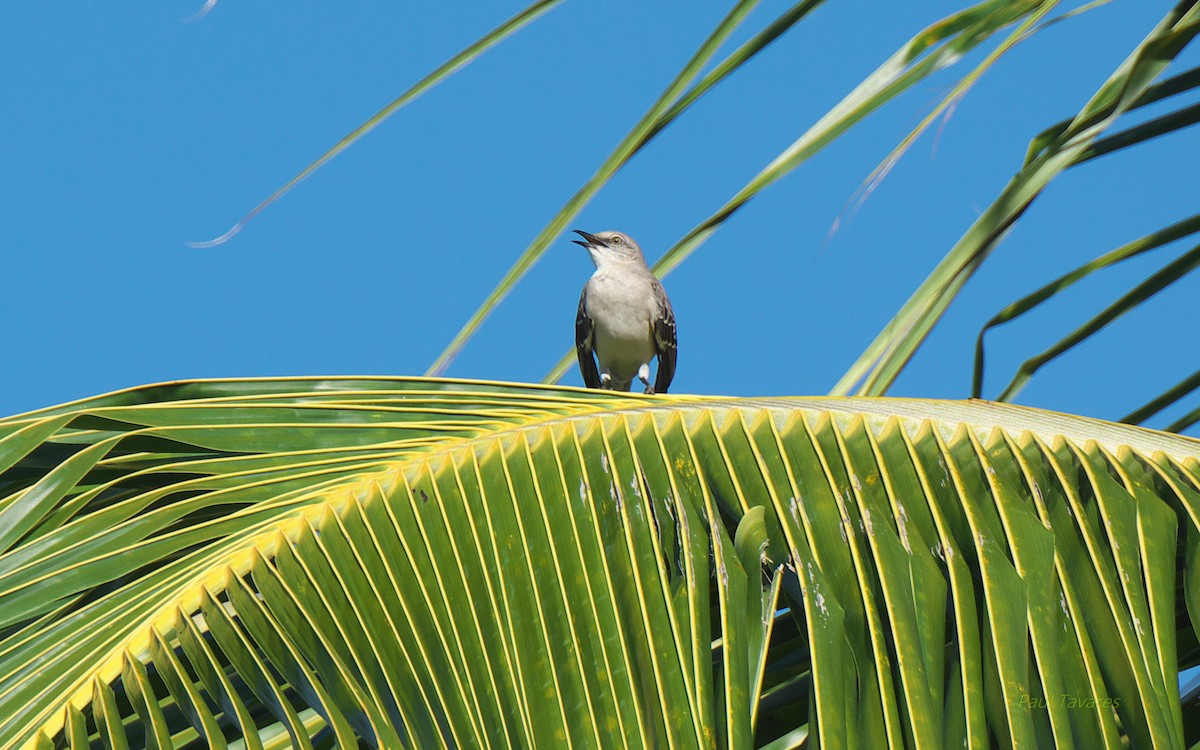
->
[[571, 229, 677, 394]]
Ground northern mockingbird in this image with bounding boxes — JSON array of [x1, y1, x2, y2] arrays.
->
[[572, 229, 677, 394]]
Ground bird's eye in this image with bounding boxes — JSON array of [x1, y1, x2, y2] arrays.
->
[[610, 235, 624, 246]]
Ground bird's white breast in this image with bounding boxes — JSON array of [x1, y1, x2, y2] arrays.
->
[[585, 269, 656, 375]]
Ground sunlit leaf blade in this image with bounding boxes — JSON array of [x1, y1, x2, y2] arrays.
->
[[426, 0, 764, 377], [973, 213, 1200, 398], [1033, 0, 1113, 31], [1023, 64, 1200, 166], [187, 0, 564, 249], [994, 242, 1200, 402], [544, 0, 1072, 386], [650, 0, 826, 145], [1078, 99, 1200, 162], [847, 1, 1061, 237], [834, 1, 1200, 397], [3, 378, 1200, 748]]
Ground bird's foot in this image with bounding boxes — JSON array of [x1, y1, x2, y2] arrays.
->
[[599, 373, 613, 389], [636, 363, 652, 393]]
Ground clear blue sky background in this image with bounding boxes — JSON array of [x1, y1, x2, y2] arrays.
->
[[2, 1, 1197, 433]]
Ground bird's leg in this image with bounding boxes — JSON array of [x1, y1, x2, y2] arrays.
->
[[599, 372, 613, 389], [638, 363, 654, 395]]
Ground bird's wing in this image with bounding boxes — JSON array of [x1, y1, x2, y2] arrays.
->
[[651, 278, 677, 394], [575, 286, 602, 389]]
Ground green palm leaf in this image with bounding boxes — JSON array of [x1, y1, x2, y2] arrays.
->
[[3, 378, 1200, 748], [188, 0, 565, 249], [837, 0, 1200, 397]]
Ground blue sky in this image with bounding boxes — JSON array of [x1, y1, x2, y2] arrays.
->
[[2, 1, 1197, 432]]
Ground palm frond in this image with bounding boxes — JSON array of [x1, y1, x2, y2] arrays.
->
[[834, 0, 1200, 396], [972, 214, 1200, 399], [993, 243, 1200, 402], [3, 378, 1200, 748], [962, 63, 1200, 418], [188, 0, 564, 249], [1122, 370, 1200, 428]]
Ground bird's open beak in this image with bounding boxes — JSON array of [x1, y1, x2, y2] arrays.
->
[[571, 229, 604, 248]]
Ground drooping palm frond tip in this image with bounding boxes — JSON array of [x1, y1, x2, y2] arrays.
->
[[2, 378, 1200, 748]]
